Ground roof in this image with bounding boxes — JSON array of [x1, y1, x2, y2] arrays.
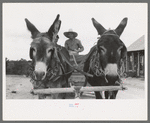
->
[[127, 35, 145, 52]]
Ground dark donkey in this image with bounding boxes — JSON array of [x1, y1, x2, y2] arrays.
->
[[25, 15, 73, 99], [83, 17, 128, 99]]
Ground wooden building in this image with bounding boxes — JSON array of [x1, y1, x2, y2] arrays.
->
[[125, 35, 145, 77]]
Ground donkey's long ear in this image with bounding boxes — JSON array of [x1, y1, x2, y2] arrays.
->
[[92, 18, 106, 35], [48, 14, 61, 41], [25, 18, 40, 39], [115, 18, 128, 37]]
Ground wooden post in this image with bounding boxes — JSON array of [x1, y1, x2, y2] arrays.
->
[[143, 52, 144, 76], [137, 52, 140, 76], [132, 52, 134, 72], [74, 86, 82, 99], [126, 54, 128, 72]]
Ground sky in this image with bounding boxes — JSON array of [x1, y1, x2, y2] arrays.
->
[[3, 3, 147, 60]]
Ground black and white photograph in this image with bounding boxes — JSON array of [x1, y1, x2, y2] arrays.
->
[[3, 3, 147, 120]]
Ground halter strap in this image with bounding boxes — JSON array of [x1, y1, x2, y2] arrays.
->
[[101, 30, 119, 37]]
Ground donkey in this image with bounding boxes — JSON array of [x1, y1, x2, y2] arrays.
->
[[25, 15, 73, 99], [83, 17, 128, 99]]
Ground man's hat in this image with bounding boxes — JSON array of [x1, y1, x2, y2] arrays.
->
[[64, 29, 78, 38]]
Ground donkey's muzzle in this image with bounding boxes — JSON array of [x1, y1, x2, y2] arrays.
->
[[106, 75, 119, 85], [105, 63, 119, 85], [33, 71, 46, 81]]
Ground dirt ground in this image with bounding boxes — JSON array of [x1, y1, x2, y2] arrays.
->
[[5, 75, 145, 99]]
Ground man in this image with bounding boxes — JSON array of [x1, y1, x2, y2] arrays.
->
[[64, 29, 84, 56]]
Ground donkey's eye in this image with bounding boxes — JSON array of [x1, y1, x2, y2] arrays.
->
[[100, 48, 105, 52], [31, 47, 35, 51], [30, 47, 36, 59], [118, 50, 121, 55], [99, 46, 106, 54], [117, 46, 123, 55], [48, 49, 53, 53]]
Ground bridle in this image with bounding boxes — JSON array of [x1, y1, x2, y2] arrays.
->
[[102, 29, 120, 37], [29, 44, 74, 88], [89, 30, 125, 84], [89, 50, 108, 83]]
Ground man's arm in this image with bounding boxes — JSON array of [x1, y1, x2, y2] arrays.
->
[[75, 40, 84, 53], [65, 41, 69, 50]]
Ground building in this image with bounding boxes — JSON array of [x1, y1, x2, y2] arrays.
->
[[125, 35, 145, 77]]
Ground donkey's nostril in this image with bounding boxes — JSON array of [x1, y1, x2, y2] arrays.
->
[[34, 71, 46, 80], [42, 72, 45, 77], [40, 72, 46, 78], [106, 75, 119, 84]]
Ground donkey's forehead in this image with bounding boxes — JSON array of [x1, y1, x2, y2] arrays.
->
[[33, 37, 50, 43], [36, 33, 51, 39], [31, 37, 54, 47], [103, 30, 117, 35], [98, 35, 123, 48]]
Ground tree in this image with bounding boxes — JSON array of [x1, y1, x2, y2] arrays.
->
[[6, 58, 31, 75]]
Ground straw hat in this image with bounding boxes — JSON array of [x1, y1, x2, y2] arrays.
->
[[64, 29, 78, 38]]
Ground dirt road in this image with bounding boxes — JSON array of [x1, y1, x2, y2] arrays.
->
[[5, 75, 145, 99]]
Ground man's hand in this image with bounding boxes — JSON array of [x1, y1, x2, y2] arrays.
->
[[74, 49, 79, 53], [69, 51, 78, 55], [75, 47, 84, 53]]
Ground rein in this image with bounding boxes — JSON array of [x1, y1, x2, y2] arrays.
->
[[59, 51, 93, 77], [46, 46, 74, 85], [29, 44, 93, 88]]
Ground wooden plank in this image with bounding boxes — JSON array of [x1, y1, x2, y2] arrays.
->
[[80, 86, 127, 92], [33, 88, 74, 94], [33, 86, 127, 95]]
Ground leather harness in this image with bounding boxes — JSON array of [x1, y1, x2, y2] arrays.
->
[[29, 30, 124, 87], [87, 30, 125, 84]]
